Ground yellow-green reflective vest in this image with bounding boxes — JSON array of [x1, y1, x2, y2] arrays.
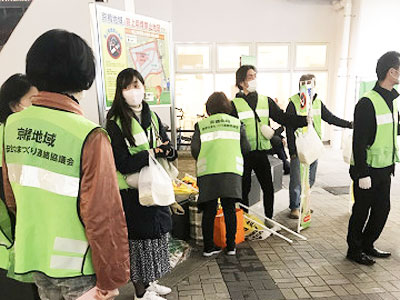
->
[[354, 91, 400, 168], [113, 112, 159, 190], [0, 124, 12, 270], [232, 95, 271, 151], [289, 94, 322, 138], [4, 105, 99, 278], [197, 114, 243, 177]]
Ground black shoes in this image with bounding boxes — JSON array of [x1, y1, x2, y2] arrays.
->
[[346, 252, 376, 265], [364, 248, 391, 258], [203, 246, 222, 257]]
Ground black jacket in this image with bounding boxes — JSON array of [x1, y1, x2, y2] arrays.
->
[[105, 102, 175, 240], [350, 82, 400, 180], [231, 91, 307, 152], [286, 94, 353, 156]]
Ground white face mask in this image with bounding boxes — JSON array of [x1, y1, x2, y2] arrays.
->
[[123, 87, 144, 107], [247, 79, 257, 93]]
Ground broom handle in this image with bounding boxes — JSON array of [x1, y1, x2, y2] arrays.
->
[[238, 203, 307, 241], [243, 214, 293, 244]]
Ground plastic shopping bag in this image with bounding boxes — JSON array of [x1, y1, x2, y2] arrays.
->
[[295, 125, 324, 165], [138, 155, 175, 206], [214, 208, 245, 248], [157, 158, 179, 179], [342, 133, 353, 164]]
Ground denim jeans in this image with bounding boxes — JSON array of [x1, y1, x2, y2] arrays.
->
[[289, 157, 318, 209]]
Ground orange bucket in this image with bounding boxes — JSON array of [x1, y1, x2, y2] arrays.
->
[[213, 208, 244, 248]]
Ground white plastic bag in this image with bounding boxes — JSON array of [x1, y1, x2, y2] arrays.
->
[[138, 155, 175, 206], [295, 125, 324, 165], [125, 173, 139, 189], [342, 133, 353, 164], [157, 158, 179, 179]]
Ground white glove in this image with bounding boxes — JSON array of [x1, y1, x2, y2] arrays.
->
[[260, 124, 274, 139], [359, 176, 371, 189]]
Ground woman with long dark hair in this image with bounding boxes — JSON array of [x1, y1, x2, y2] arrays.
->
[[106, 68, 178, 300]]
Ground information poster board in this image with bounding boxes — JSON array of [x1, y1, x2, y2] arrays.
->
[[93, 5, 172, 109]]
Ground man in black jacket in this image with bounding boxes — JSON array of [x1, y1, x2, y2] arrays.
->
[[347, 51, 400, 265]]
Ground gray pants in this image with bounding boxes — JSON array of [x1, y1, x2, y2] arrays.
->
[[33, 272, 96, 300]]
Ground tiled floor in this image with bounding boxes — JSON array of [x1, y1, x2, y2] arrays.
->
[[118, 147, 400, 300]]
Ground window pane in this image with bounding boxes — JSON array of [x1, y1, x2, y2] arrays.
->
[[217, 45, 250, 70], [296, 45, 327, 68], [256, 73, 291, 109], [215, 73, 238, 99], [176, 45, 210, 70], [175, 74, 214, 129], [257, 45, 289, 69]]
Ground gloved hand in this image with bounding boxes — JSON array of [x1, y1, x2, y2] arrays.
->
[[95, 288, 119, 300], [359, 176, 371, 189], [170, 202, 185, 215]]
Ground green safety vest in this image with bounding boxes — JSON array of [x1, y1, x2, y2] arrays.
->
[[289, 94, 322, 138], [113, 112, 159, 190], [197, 114, 243, 177], [4, 105, 99, 278], [232, 95, 271, 151], [353, 90, 399, 168], [0, 124, 12, 270]]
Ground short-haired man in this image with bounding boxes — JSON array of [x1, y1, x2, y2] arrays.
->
[[347, 51, 400, 265]]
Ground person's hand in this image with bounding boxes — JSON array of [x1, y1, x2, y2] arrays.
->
[[282, 138, 287, 147], [359, 176, 371, 189], [158, 141, 171, 156], [170, 202, 185, 215], [95, 288, 119, 300]]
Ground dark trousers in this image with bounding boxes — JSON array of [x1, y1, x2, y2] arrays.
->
[[201, 198, 237, 250], [242, 150, 274, 218], [347, 173, 391, 254]]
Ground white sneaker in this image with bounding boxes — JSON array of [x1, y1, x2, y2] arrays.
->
[[136, 290, 166, 300], [147, 281, 172, 296]]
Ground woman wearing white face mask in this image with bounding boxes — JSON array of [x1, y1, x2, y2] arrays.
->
[[106, 68, 177, 300], [231, 65, 308, 229]]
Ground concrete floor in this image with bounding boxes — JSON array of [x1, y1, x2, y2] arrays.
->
[[118, 147, 400, 300]]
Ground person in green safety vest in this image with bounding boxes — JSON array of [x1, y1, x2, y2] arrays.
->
[[231, 65, 308, 229], [347, 51, 400, 266], [106, 68, 179, 300], [3, 30, 130, 300], [191, 92, 250, 257], [286, 74, 352, 219], [0, 73, 40, 299]]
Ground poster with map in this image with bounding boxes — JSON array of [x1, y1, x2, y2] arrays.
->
[[93, 5, 172, 108]]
